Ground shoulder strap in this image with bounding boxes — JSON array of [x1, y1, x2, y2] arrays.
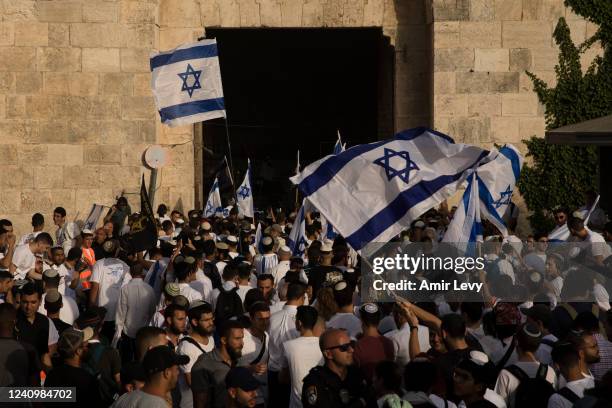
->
[[179, 336, 205, 353], [535, 363, 548, 380], [249, 332, 267, 365], [505, 365, 529, 383], [559, 303, 578, 320], [558, 387, 580, 403], [540, 338, 556, 347], [496, 339, 515, 370]]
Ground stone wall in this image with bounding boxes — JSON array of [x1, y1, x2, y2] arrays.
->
[[431, 0, 602, 153]]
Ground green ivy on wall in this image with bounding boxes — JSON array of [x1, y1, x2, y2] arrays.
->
[[517, 0, 611, 233]]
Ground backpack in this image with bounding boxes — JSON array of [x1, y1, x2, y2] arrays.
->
[[214, 286, 244, 324], [83, 343, 120, 405], [505, 363, 555, 408], [557, 387, 581, 404]]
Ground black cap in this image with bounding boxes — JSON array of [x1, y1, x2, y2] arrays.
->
[[143, 346, 189, 377], [523, 304, 552, 327], [121, 362, 146, 385], [225, 367, 260, 391]]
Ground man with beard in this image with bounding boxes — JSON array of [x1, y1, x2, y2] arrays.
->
[[112, 346, 189, 408], [226, 367, 260, 408], [191, 320, 244, 408], [178, 301, 216, 408], [164, 304, 188, 348]]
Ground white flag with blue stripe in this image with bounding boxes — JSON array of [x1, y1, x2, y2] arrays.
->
[[150, 39, 225, 127], [291, 127, 490, 251], [287, 199, 312, 257], [442, 173, 483, 253], [204, 177, 222, 218], [236, 159, 254, 218], [549, 195, 599, 242]]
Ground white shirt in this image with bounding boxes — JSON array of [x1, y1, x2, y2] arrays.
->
[[385, 323, 430, 367], [38, 292, 79, 325], [47, 316, 59, 345], [12, 244, 36, 280], [192, 268, 213, 303], [254, 253, 279, 275], [177, 336, 214, 408], [91, 257, 131, 321], [535, 334, 558, 366], [238, 329, 269, 406], [56, 222, 79, 254], [497, 258, 515, 284], [237, 284, 252, 304], [524, 252, 547, 274], [115, 277, 156, 338], [282, 336, 323, 408], [56, 263, 76, 299], [268, 304, 299, 372], [177, 282, 202, 304], [271, 260, 290, 286], [326, 312, 362, 339], [547, 376, 595, 408], [585, 230, 612, 259], [494, 361, 557, 407], [17, 231, 41, 246]]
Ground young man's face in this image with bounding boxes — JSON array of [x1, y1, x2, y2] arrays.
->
[[53, 212, 64, 226], [0, 278, 12, 294], [193, 312, 215, 336], [453, 367, 479, 399], [52, 249, 65, 266], [554, 211, 567, 227], [230, 388, 258, 408], [34, 242, 51, 255], [257, 278, 273, 299], [20, 293, 40, 318], [168, 310, 187, 334], [83, 235, 94, 248], [251, 310, 271, 333]]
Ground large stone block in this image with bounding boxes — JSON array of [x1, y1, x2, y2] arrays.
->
[[121, 2, 158, 24], [100, 73, 133, 95], [503, 22, 552, 49], [239, 0, 261, 27], [124, 24, 157, 48], [51, 96, 89, 119], [122, 96, 156, 120], [48, 23, 70, 47], [98, 165, 142, 189], [531, 47, 558, 71], [47, 144, 83, 166], [0, 72, 15, 92], [474, 49, 509, 72], [121, 144, 148, 166], [519, 117, 546, 138], [43, 72, 69, 95], [15, 72, 42, 94], [447, 117, 491, 144], [434, 48, 474, 72], [522, 0, 564, 21], [18, 144, 47, 166], [468, 94, 501, 116], [200, 2, 221, 27], [0, 96, 4, 119], [133, 73, 152, 96], [84, 145, 122, 164], [36, 47, 81, 72], [34, 166, 63, 189], [279, 0, 304, 26], [6, 96, 25, 118], [83, 2, 118, 23], [435, 94, 467, 117], [490, 116, 520, 143], [121, 49, 150, 73], [0, 23, 15, 46], [67, 121, 101, 144], [432, 0, 470, 21], [488, 72, 519, 92], [502, 93, 539, 116], [70, 23, 123, 47], [219, 0, 241, 26], [138, 121, 157, 144], [34, 120, 69, 143], [495, 0, 521, 20], [63, 166, 100, 188], [98, 120, 140, 144], [35, 1, 83, 23], [0, 165, 33, 188], [455, 72, 489, 93], [301, 0, 323, 27], [25, 96, 53, 119], [87, 96, 121, 119], [0, 190, 21, 213], [82, 48, 120, 72], [470, 0, 495, 21], [434, 22, 460, 49], [160, 0, 201, 28], [460, 22, 501, 48], [69, 73, 98, 96], [0, 145, 18, 164], [509, 49, 532, 71], [15, 22, 48, 46], [0, 47, 36, 71], [159, 28, 199, 50], [343, 0, 366, 27]]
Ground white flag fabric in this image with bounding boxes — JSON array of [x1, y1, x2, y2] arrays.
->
[[236, 159, 254, 218], [84, 204, 105, 230], [442, 173, 483, 246], [549, 195, 600, 242], [291, 128, 490, 251], [287, 199, 313, 257], [323, 133, 346, 240], [204, 177, 222, 218], [150, 39, 225, 127]]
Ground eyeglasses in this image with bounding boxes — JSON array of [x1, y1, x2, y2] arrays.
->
[[325, 341, 355, 352], [554, 215, 566, 220]]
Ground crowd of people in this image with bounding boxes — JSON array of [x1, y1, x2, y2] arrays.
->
[[0, 190, 612, 408]]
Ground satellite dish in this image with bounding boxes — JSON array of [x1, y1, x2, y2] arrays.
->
[[144, 145, 169, 169]]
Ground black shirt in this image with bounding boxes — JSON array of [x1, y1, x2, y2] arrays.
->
[[0, 337, 40, 386], [305, 265, 342, 301], [51, 318, 71, 335], [45, 364, 102, 407], [16, 311, 50, 360], [302, 365, 367, 407]]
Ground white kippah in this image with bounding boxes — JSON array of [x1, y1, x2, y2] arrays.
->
[[469, 350, 489, 366], [262, 236, 273, 246], [334, 281, 347, 291], [523, 324, 542, 338], [361, 303, 378, 314]]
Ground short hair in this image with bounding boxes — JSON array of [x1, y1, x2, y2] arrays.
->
[[551, 343, 580, 370], [45, 294, 62, 314], [404, 360, 437, 392], [567, 216, 584, 231], [0, 219, 12, 230], [66, 247, 81, 261], [21, 282, 40, 298], [0, 270, 13, 281], [461, 302, 484, 323], [53, 207, 66, 217], [248, 301, 270, 317], [130, 263, 145, 277], [244, 289, 265, 312], [203, 240, 216, 256], [573, 311, 600, 334], [261, 236, 274, 252], [440, 314, 466, 339], [34, 232, 53, 246], [296, 306, 318, 330], [553, 208, 569, 216], [332, 283, 354, 308], [286, 282, 307, 301], [222, 264, 238, 281], [318, 328, 346, 352], [237, 263, 251, 280], [135, 326, 166, 361], [157, 204, 168, 216], [374, 361, 403, 394], [188, 303, 214, 322], [161, 220, 173, 231], [219, 320, 243, 340], [0, 302, 17, 324], [42, 274, 60, 288], [31, 213, 44, 228], [164, 304, 186, 319], [534, 232, 548, 241], [257, 274, 273, 283], [360, 307, 381, 327]]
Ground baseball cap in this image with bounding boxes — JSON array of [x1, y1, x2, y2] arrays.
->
[[225, 367, 260, 391], [58, 327, 94, 357], [143, 346, 189, 377]]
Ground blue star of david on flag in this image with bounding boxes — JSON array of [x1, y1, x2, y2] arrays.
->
[[295, 237, 308, 256], [177, 64, 202, 98], [237, 185, 251, 200], [373, 148, 420, 184], [493, 185, 513, 208], [205, 201, 213, 214]]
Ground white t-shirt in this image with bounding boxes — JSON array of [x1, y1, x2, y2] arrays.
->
[[281, 336, 323, 408], [237, 329, 269, 406], [38, 292, 79, 325], [326, 312, 362, 339], [17, 231, 41, 246], [192, 268, 213, 303], [586, 230, 612, 259], [385, 323, 430, 367], [495, 361, 557, 407], [177, 282, 202, 304], [177, 336, 214, 408], [56, 263, 76, 299], [90, 258, 131, 321], [111, 389, 169, 408], [547, 376, 595, 408], [237, 284, 252, 304], [12, 244, 36, 280], [268, 305, 300, 372]]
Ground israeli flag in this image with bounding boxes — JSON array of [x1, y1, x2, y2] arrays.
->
[[474, 145, 523, 237], [150, 39, 225, 127], [291, 127, 490, 251], [204, 177, 222, 218], [442, 173, 483, 253], [287, 199, 312, 257], [549, 195, 600, 242], [236, 159, 254, 218], [323, 132, 346, 240]]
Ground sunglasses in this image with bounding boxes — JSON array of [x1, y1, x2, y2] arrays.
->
[[325, 341, 355, 352]]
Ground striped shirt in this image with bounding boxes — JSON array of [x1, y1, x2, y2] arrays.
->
[[254, 253, 278, 275]]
